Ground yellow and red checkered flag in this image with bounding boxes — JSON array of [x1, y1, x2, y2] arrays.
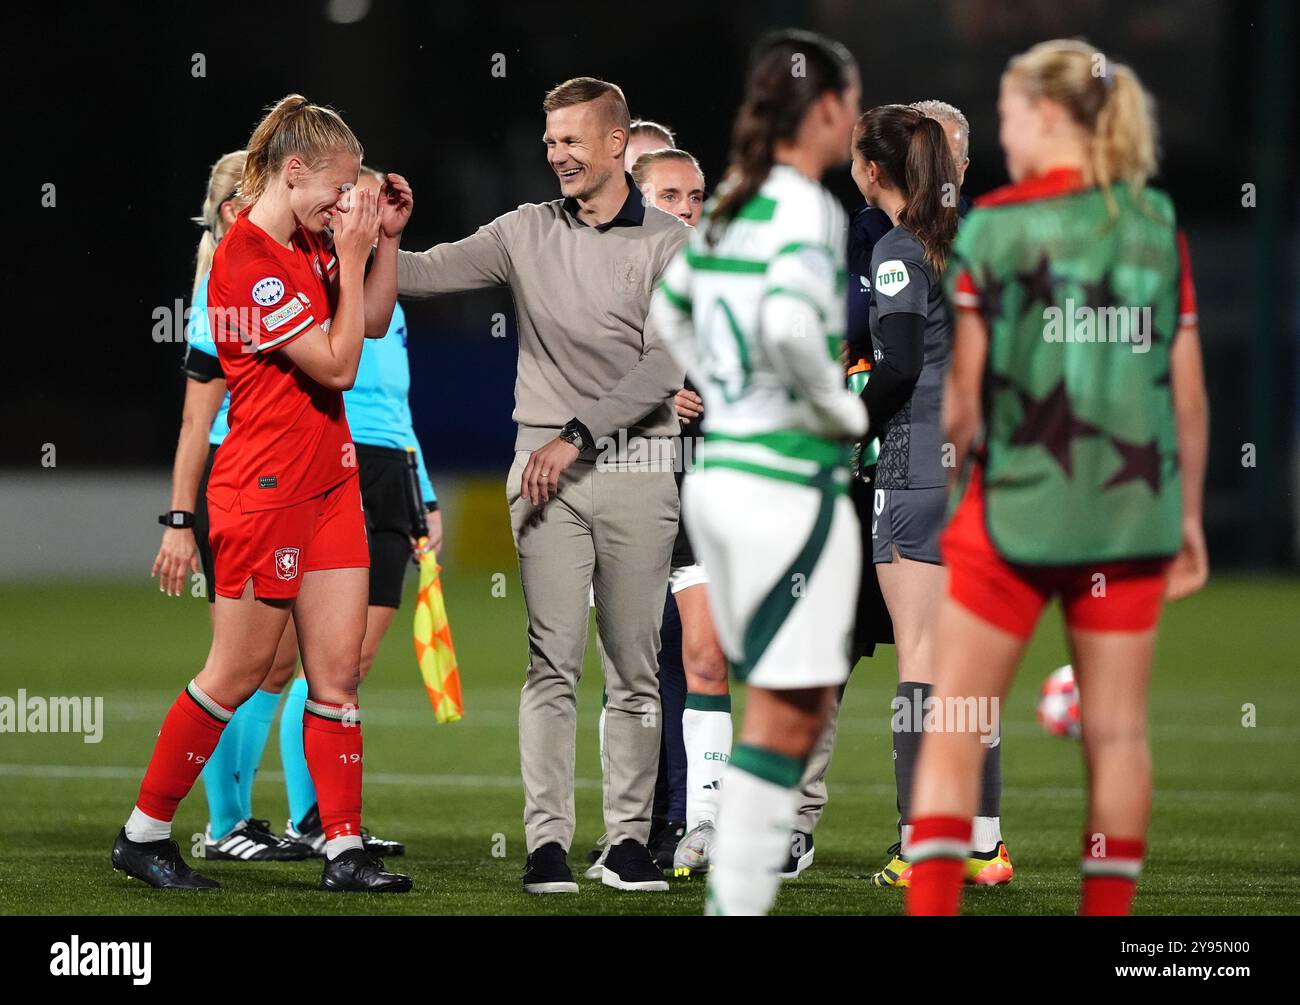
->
[[412, 539, 463, 723], [404, 448, 463, 723]]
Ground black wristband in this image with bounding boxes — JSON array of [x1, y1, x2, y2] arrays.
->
[[158, 510, 196, 529]]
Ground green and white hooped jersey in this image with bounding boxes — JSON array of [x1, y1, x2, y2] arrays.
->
[[654, 165, 860, 489]]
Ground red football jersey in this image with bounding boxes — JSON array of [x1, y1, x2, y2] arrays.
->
[[206, 208, 355, 513]]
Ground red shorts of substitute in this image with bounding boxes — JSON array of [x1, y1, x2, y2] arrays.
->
[[942, 469, 1169, 640], [208, 474, 369, 601]]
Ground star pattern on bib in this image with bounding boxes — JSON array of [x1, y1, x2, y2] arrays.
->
[[1101, 435, 1163, 494], [1015, 255, 1064, 315], [1079, 271, 1118, 313], [1006, 378, 1102, 478], [976, 267, 1009, 324], [999, 377, 1168, 494]]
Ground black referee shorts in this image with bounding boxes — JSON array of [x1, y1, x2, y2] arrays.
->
[[195, 442, 421, 609], [194, 443, 219, 605], [356, 444, 421, 610]]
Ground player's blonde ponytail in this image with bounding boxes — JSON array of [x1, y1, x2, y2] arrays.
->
[[191, 150, 247, 299], [1005, 40, 1159, 215], [239, 93, 363, 203], [1092, 62, 1158, 197]]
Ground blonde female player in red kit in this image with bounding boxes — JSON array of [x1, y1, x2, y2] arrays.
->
[[112, 95, 416, 893], [904, 42, 1208, 915]]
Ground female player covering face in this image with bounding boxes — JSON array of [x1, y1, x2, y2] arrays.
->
[[113, 94, 417, 893], [652, 29, 867, 916], [150, 149, 311, 862], [904, 41, 1209, 916]]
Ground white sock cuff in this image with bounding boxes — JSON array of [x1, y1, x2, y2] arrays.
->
[[971, 815, 1003, 853], [124, 806, 171, 843], [186, 679, 232, 723], [325, 835, 364, 860]]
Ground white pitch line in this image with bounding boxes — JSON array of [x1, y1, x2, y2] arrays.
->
[[78, 702, 1300, 743], [0, 763, 1292, 803]]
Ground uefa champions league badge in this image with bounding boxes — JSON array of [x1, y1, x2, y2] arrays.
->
[[252, 276, 286, 307]]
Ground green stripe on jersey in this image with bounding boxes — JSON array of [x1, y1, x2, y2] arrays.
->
[[699, 456, 849, 492], [657, 282, 691, 311], [735, 195, 778, 221], [775, 240, 835, 260], [685, 249, 767, 274], [705, 430, 849, 467], [762, 286, 826, 321], [685, 241, 842, 275]]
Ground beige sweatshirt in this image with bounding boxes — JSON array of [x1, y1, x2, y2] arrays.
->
[[397, 184, 690, 459]]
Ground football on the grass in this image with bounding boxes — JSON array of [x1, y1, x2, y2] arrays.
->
[[1037, 664, 1081, 739]]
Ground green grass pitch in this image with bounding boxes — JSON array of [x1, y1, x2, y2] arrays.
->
[[1, 572, 1297, 916]]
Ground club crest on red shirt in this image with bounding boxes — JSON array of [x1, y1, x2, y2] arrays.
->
[[274, 547, 301, 581]]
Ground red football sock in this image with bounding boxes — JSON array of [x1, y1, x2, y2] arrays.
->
[[303, 699, 363, 842], [135, 680, 233, 822], [1080, 834, 1145, 915], [904, 815, 972, 916]]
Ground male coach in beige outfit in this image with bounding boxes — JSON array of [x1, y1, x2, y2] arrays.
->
[[397, 78, 689, 893]]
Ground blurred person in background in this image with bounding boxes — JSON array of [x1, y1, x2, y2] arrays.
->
[[653, 28, 866, 916], [637, 148, 730, 879], [906, 40, 1208, 916], [624, 118, 676, 171], [788, 99, 1014, 890]]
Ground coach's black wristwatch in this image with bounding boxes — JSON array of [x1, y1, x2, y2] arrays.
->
[[158, 510, 195, 529], [559, 418, 592, 452]]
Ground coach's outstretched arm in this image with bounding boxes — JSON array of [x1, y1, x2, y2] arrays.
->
[[397, 213, 514, 297]]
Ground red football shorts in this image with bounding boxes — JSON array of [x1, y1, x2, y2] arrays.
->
[[208, 474, 369, 601], [942, 470, 1169, 640]]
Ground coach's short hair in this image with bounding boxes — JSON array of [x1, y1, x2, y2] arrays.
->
[[910, 99, 971, 161], [543, 77, 631, 135], [631, 148, 704, 189], [629, 119, 676, 148]]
